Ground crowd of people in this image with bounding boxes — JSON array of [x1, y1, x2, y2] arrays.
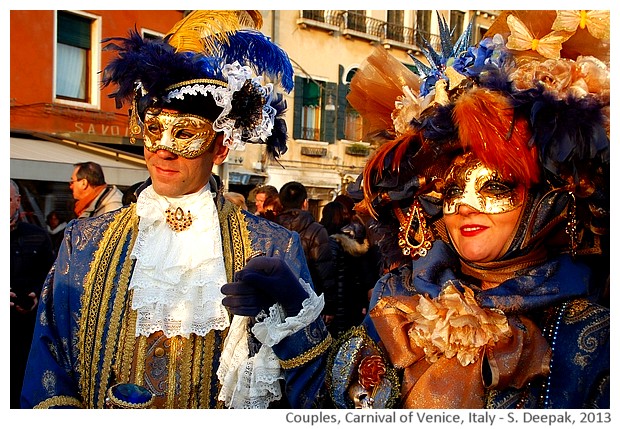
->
[[11, 9, 609, 410]]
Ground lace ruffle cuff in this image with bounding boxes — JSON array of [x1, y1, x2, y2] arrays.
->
[[251, 278, 325, 347]]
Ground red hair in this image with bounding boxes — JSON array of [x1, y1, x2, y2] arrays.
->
[[453, 88, 540, 187], [362, 130, 422, 217]]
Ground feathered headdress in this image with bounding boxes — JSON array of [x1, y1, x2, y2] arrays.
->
[[101, 10, 293, 158], [348, 10, 610, 269]]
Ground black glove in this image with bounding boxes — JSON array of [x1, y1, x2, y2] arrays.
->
[[222, 256, 309, 318]]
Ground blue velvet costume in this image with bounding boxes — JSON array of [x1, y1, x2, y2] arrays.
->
[[21, 196, 329, 409]]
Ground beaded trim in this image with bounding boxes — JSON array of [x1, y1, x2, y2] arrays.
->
[[280, 334, 333, 370], [165, 78, 228, 92], [105, 384, 154, 409], [540, 301, 568, 407]]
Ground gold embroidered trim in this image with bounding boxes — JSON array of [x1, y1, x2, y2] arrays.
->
[[34, 395, 84, 409], [97, 212, 138, 407], [78, 206, 137, 408], [280, 334, 333, 370], [189, 335, 202, 408], [178, 336, 194, 407], [201, 331, 217, 407], [118, 293, 138, 383], [134, 335, 147, 386], [166, 337, 180, 408], [219, 198, 252, 280]]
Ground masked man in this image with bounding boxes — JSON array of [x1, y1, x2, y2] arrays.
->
[[21, 10, 329, 409]]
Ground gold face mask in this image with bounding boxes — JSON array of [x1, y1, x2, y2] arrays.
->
[[443, 154, 524, 215], [143, 110, 217, 159]]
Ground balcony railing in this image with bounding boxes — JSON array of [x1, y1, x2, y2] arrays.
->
[[300, 126, 320, 141], [343, 11, 385, 39], [300, 10, 344, 27], [298, 10, 441, 52]]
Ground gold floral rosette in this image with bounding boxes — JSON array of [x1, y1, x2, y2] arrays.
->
[[369, 282, 551, 408]]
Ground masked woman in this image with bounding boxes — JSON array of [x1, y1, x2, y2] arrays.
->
[[223, 10, 610, 409], [325, 11, 610, 409]]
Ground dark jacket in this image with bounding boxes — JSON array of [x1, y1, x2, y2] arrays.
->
[[276, 208, 336, 314], [10, 221, 55, 305], [329, 230, 379, 337], [10, 221, 55, 409]]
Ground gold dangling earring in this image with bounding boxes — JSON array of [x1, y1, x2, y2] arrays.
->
[[129, 85, 145, 144], [394, 200, 433, 259]]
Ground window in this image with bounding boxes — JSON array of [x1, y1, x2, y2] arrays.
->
[[55, 11, 99, 105], [301, 79, 321, 140], [416, 10, 432, 39], [293, 76, 336, 143], [386, 10, 405, 42], [142, 29, 164, 41], [346, 10, 366, 32], [342, 68, 365, 141], [344, 108, 363, 141], [302, 10, 324, 22], [476, 25, 489, 45], [450, 11, 465, 43]]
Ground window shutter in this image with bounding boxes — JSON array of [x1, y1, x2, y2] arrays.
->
[[57, 11, 91, 49], [336, 65, 347, 140], [292, 76, 304, 140], [322, 81, 337, 143]]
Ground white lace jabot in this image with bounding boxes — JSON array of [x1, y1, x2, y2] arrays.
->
[[129, 184, 230, 338]]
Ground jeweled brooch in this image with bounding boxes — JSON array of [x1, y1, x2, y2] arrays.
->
[[165, 206, 193, 232]]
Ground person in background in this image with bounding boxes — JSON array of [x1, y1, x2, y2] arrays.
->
[[21, 10, 328, 409], [320, 201, 377, 337], [122, 181, 144, 206], [45, 210, 67, 256], [333, 194, 355, 218], [259, 193, 283, 222], [70, 161, 123, 218], [10, 179, 55, 409], [334, 192, 383, 290], [276, 181, 337, 325], [320, 200, 351, 236], [223, 191, 248, 210], [253, 184, 279, 216]]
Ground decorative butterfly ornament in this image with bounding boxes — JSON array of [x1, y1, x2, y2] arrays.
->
[[551, 10, 610, 40], [506, 14, 572, 60]]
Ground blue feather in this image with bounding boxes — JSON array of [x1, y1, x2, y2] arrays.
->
[[409, 12, 475, 96], [216, 30, 294, 92], [264, 92, 289, 158]]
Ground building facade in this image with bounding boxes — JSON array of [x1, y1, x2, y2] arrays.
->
[[10, 10, 497, 224]]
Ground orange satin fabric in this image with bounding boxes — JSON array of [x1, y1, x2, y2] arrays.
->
[[370, 294, 551, 408]]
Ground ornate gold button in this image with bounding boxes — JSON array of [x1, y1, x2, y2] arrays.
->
[[154, 347, 165, 357]]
